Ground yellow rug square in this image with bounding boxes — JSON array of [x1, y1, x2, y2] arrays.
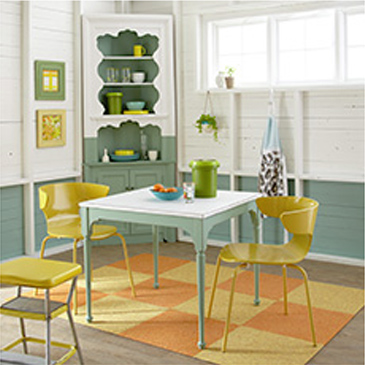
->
[[195, 326, 321, 365], [77, 266, 151, 295], [287, 281, 365, 314], [175, 288, 275, 325], [71, 295, 166, 334], [160, 261, 234, 286]]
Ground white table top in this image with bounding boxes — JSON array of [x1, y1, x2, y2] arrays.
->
[[80, 188, 260, 219]]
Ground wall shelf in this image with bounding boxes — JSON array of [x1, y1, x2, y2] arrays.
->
[[104, 82, 154, 86]]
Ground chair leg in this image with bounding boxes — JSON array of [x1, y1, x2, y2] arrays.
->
[[288, 264, 317, 347], [73, 239, 81, 315], [207, 255, 222, 318], [222, 263, 247, 352], [282, 265, 288, 315], [114, 232, 136, 297], [45, 289, 51, 365], [19, 318, 28, 354]]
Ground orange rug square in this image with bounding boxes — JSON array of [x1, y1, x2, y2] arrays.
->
[[218, 270, 304, 300], [244, 301, 353, 344], [120, 309, 238, 357], [109, 253, 189, 275], [115, 277, 198, 307]]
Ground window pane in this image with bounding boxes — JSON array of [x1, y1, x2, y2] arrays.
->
[[306, 16, 334, 49], [279, 19, 305, 50], [277, 12, 335, 83], [241, 54, 267, 82], [242, 22, 266, 53], [347, 47, 365, 79], [347, 13, 365, 46], [279, 51, 306, 82], [215, 21, 267, 85], [306, 49, 335, 80], [218, 25, 242, 55]]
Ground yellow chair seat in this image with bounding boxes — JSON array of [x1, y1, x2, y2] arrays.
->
[[47, 217, 118, 241], [220, 238, 308, 266], [0, 258, 82, 289]]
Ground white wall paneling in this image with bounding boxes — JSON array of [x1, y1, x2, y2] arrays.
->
[[0, 1, 83, 257]]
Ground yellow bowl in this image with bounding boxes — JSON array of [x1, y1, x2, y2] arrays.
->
[[114, 149, 134, 156]]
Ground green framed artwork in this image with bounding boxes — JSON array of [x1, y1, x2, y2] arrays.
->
[[37, 109, 66, 148], [35, 60, 65, 100]]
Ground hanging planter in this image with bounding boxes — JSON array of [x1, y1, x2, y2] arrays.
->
[[195, 91, 219, 141]]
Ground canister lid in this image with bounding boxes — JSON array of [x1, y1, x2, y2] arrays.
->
[[189, 159, 220, 169], [106, 92, 123, 97]]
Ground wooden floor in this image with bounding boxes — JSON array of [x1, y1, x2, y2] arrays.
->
[[1, 241, 364, 364]]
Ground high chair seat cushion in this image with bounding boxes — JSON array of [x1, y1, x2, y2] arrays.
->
[[0, 258, 82, 289]]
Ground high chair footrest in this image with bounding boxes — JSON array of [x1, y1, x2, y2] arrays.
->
[[0, 350, 56, 365], [0, 297, 67, 320]]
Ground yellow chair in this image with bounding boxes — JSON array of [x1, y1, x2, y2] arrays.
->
[[0, 257, 83, 365], [207, 196, 319, 352], [38, 182, 136, 313]]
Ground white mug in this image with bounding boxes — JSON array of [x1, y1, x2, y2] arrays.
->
[[132, 72, 145, 83], [148, 150, 158, 161]]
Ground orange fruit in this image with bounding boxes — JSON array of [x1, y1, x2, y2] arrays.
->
[[166, 187, 177, 193], [153, 183, 164, 192]]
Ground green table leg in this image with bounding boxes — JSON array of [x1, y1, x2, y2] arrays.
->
[[80, 207, 93, 322], [250, 208, 261, 306], [152, 225, 159, 289], [196, 248, 206, 350]]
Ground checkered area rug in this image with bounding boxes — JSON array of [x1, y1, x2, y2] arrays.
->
[[40, 253, 364, 364]]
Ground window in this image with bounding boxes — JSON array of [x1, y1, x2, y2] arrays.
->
[[204, 6, 364, 88], [277, 11, 335, 83], [346, 10, 365, 80], [215, 20, 267, 86]]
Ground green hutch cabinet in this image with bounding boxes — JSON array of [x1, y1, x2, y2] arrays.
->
[[82, 15, 176, 244]]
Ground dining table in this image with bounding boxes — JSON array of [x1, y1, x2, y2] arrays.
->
[[79, 187, 262, 349]]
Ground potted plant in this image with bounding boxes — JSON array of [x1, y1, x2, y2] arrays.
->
[[195, 113, 218, 141], [225, 66, 236, 89]]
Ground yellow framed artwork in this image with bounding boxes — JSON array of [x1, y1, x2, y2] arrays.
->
[[37, 109, 66, 148]]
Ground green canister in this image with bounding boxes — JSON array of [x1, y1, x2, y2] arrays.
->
[[106, 92, 123, 114], [189, 159, 220, 198]]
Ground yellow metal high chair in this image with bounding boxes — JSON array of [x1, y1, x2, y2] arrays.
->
[[207, 196, 319, 352], [0, 257, 83, 365], [38, 182, 136, 313]]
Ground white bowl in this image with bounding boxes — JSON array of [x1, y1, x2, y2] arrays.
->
[[132, 72, 145, 83]]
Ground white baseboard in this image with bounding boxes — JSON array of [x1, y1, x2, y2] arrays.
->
[[178, 234, 364, 267]]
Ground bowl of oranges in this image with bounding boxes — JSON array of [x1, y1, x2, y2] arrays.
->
[[150, 184, 183, 201]]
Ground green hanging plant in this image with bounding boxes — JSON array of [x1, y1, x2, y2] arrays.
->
[[195, 113, 218, 142]]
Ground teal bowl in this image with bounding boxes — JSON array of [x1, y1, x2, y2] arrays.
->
[[150, 187, 183, 201], [126, 101, 145, 110]]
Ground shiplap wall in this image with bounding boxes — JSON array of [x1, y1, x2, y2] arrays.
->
[[0, 1, 22, 180]]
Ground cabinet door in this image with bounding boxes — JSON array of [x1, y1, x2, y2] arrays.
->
[[130, 167, 164, 234], [93, 168, 130, 233], [94, 168, 129, 194]]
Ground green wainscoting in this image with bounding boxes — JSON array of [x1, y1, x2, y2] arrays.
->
[[34, 179, 76, 253], [0, 186, 24, 260], [303, 180, 364, 260]]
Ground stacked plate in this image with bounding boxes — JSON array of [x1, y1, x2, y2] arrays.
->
[[111, 150, 140, 162]]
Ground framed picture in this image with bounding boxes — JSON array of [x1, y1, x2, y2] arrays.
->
[[35, 60, 65, 100], [37, 109, 66, 148]]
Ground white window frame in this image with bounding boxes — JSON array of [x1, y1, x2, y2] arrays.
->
[[200, 5, 364, 90]]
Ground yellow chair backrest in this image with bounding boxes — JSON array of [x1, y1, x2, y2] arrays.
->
[[256, 196, 319, 235], [39, 182, 110, 221]]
